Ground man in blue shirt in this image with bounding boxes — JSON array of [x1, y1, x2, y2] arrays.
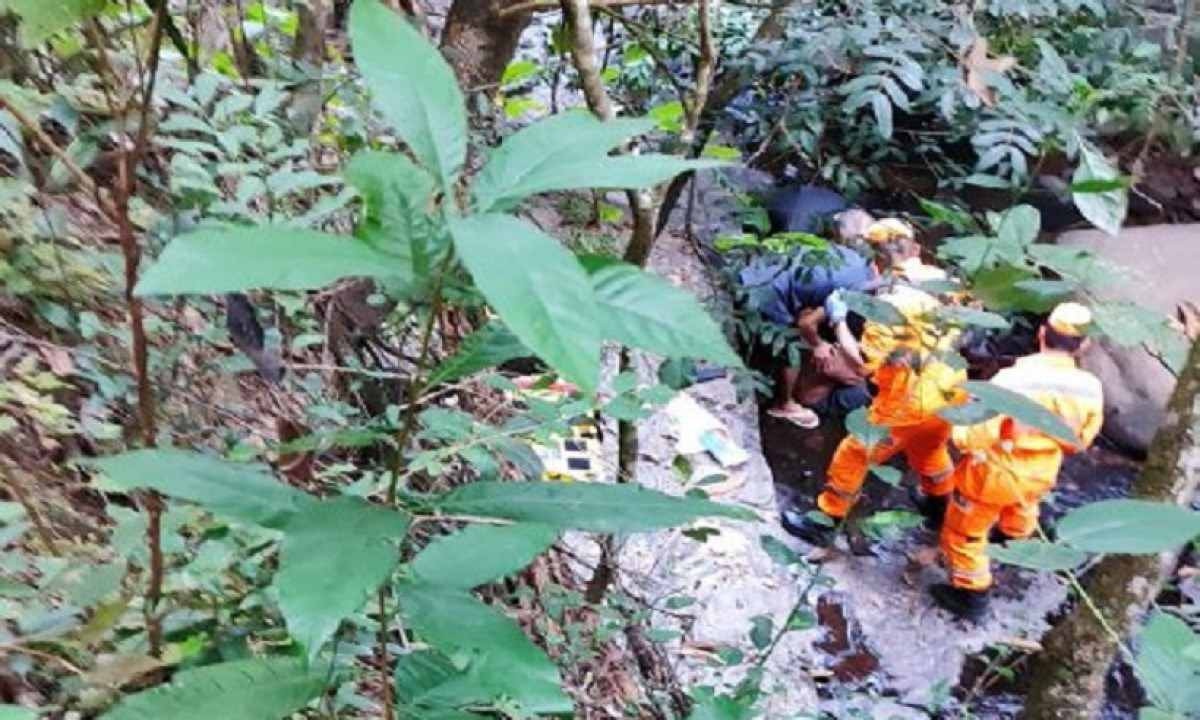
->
[[740, 243, 879, 427]]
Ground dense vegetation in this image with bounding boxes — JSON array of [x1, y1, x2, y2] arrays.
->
[[0, 0, 1198, 718]]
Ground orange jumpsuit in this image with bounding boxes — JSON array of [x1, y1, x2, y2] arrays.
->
[[817, 287, 966, 519], [941, 352, 1104, 590]]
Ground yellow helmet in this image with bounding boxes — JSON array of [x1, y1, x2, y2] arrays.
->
[[864, 218, 915, 244]]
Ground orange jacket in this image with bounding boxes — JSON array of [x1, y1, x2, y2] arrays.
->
[[952, 352, 1104, 503], [869, 356, 966, 427], [860, 286, 966, 427]]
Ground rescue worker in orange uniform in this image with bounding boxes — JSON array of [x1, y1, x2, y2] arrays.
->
[[932, 302, 1104, 621], [783, 220, 967, 545]]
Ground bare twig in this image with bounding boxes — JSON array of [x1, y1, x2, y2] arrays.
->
[[376, 590, 395, 720], [500, 0, 690, 17], [0, 97, 115, 218], [0, 462, 61, 557]]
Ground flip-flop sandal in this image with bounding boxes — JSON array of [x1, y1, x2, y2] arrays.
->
[[766, 407, 820, 429]]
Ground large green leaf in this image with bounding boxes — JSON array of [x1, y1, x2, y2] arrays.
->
[[349, 0, 466, 190], [969, 263, 1061, 313], [90, 450, 312, 530], [1134, 611, 1200, 715], [935, 306, 1011, 330], [275, 497, 409, 659], [410, 523, 558, 590], [436, 481, 756, 533], [990, 540, 1087, 571], [344, 150, 440, 284], [473, 112, 651, 211], [448, 214, 602, 394], [426, 321, 530, 386], [135, 227, 399, 296], [994, 204, 1040, 248], [583, 257, 741, 367], [957, 380, 1081, 447], [1056, 500, 1200, 554], [1073, 144, 1127, 237], [0, 0, 106, 47], [102, 658, 325, 720], [397, 582, 572, 714], [394, 651, 481, 718], [0, 706, 36, 720], [472, 111, 720, 212]]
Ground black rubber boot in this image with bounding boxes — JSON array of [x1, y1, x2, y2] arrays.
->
[[910, 488, 949, 530], [988, 527, 1014, 545], [930, 583, 990, 623], [780, 507, 836, 547]]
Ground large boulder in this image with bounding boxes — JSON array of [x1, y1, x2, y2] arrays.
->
[[1058, 224, 1200, 454]]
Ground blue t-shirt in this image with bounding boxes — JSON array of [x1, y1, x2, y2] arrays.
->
[[739, 246, 874, 326]]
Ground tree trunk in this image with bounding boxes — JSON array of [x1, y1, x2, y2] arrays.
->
[[1023, 337, 1200, 719], [290, 0, 331, 133], [440, 0, 534, 92]]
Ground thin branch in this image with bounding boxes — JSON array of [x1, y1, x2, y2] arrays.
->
[[0, 97, 115, 218], [500, 0, 690, 17]]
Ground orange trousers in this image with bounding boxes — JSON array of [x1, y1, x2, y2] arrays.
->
[[816, 416, 955, 519], [940, 462, 1052, 590]]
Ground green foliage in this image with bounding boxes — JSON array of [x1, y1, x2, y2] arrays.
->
[[426, 322, 529, 386], [435, 481, 755, 533], [1134, 612, 1200, 719], [990, 539, 1087, 571], [410, 523, 558, 590], [449, 213, 604, 393], [950, 380, 1082, 447], [397, 581, 572, 713], [102, 658, 326, 720], [349, 0, 466, 190], [0, 0, 106, 47], [91, 450, 313, 529], [584, 256, 742, 368], [275, 497, 410, 659], [134, 227, 399, 295], [1055, 500, 1200, 554], [1072, 144, 1128, 236]]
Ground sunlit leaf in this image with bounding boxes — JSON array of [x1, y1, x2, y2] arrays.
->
[[435, 481, 756, 533], [448, 213, 602, 393], [135, 227, 399, 295], [1057, 500, 1200, 554], [350, 0, 466, 189], [102, 658, 325, 720], [90, 450, 313, 530], [275, 497, 409, 659]]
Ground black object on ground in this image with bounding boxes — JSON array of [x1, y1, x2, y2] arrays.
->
[[931, 583, 990, 623], [766, 185, 849, 235]]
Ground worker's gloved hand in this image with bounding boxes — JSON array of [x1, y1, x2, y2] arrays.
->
[[824, 289, 849, 326]]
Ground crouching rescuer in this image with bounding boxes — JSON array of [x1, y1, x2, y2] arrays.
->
[[784, 221, 967, 545], [932, 302, 1104, 621]]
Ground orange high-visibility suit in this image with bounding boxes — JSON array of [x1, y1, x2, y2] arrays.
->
[[940, 352, 1104, 590], [816, 286, 966, 519]]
